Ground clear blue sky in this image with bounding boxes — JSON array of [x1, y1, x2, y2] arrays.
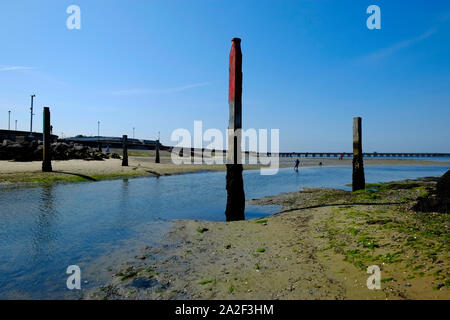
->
[[1, 0, 449, 152]]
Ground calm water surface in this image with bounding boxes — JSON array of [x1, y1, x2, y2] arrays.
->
[[0, 164, 448, 299]]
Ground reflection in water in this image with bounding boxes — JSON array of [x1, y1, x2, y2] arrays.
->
[[122, 178, 129, 194], [151, 177, 164, 222], [120, 178, 129, 208], [116, 178, 130, 227], [31, 184, 60, 263]]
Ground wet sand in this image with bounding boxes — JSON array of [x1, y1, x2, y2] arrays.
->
[[88, 179, 449, 300], [1, 152, 449, 185]]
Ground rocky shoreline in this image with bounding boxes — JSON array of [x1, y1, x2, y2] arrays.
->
[[0, 139, 120, 161]]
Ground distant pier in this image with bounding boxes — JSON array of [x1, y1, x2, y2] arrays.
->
[[277, 152, 450, 158], [168, 148, 450, 159]]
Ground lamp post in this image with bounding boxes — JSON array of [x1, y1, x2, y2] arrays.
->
[[15, 120, 17, 131], [8, 110, 11, 130], [133, 127, 135, 139]]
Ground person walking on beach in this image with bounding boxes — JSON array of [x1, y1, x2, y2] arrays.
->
[[294, 158, 300, 172]]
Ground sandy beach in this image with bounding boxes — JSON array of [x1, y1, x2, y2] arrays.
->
[[1, 150, 449, 185], [0, 150, 268, 184], [87, 178, 449, 300]]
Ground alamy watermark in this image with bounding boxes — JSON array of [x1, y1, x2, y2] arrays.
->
[[366, 265, 381, 290], [366, 5, 381, 30], [65, 5, 380, 31], [66, 5, 81, 30], [170, 121, 280, 175], [66, 265, 81, 290]]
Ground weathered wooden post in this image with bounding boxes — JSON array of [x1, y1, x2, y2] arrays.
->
[[225, 38, 245, 221], [42, 107, 52, 172], [122, 135, 128, 166], [352, 117, 365, 191], [155, 139, 160, 163]]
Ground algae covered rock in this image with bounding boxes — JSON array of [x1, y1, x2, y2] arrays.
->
[[413, 170, 450, 213]]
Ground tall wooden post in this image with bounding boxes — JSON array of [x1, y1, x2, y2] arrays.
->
[[122, 135, 128, 166], [155, 139, 160, 163], [225, 38, 245, 221], [352, 117, 365, 191], [42, 107, 52, 172]]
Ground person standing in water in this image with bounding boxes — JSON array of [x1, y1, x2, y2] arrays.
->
[[294, 158, 300, 172]]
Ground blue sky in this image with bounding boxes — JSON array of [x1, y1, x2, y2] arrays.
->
[[0, 0, 449, 152]]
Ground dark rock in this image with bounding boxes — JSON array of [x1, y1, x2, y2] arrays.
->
[[413, 170, 450, 213], [2, 139, 13, 147], [435, 171, 450, 199], [0, 139, 109, 162], [14, 136, 27, 143], [129, 277, 164, 290]]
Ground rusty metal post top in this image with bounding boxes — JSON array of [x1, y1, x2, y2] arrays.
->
[[231, 37, 241, 44]]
